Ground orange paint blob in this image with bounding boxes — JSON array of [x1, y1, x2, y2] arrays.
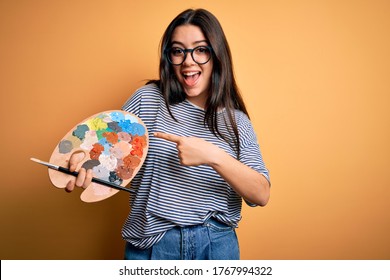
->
[[89, 143, 104, 160], [103, 131, 119, 144], [131, 136, 147, 148], [116, 165, 133, 180], [130, 136, 147, 158], [123, 154, 141, 169]]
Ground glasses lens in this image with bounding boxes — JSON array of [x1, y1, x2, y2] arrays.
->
[[192, 46, 211, 64], [168, 48, 185, 65], [167, 46, 212, 65]]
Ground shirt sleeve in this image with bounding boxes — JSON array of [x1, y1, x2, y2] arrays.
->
[[237, 112, 270, 207], [237, 112, 270, 181]]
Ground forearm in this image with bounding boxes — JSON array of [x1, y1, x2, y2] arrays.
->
[[153, 132, 270, 205], [208, 147, 270, 206]]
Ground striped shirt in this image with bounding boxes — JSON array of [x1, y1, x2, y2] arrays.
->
[[121, 83, 269, 249]]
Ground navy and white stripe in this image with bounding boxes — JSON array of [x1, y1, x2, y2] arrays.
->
[[121, 84, 269, 249]]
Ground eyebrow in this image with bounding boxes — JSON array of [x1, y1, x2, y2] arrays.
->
[[170, 40, 209, 46]]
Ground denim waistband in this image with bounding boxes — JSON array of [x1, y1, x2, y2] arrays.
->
[[125, 216, 239, 260], [203, 217, 233, 229]]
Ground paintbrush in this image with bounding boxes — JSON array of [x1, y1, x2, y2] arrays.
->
[[30, 157, 131, 193]]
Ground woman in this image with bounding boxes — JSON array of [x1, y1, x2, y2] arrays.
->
[[66, 8, 270, 260]]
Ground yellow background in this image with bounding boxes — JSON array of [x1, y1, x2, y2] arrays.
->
[[1, 0, 389, 259]]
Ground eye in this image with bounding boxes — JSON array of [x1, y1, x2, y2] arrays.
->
[[195, 46, 210, 54], [170, 47, 184, 56]]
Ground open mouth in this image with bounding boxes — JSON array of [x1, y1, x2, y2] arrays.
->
[[182, 71, 201, 87]]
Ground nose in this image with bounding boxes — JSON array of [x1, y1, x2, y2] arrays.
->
[[182, 50, 196, 65]]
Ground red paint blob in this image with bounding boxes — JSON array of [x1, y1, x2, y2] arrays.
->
[[89, 143, 104, 160]]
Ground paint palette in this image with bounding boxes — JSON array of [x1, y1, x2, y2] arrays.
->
[[49, 110, 148, 202]]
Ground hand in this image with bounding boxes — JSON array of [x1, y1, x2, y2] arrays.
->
[[65, 151, 93, 192], [154, 132, 219, 166]]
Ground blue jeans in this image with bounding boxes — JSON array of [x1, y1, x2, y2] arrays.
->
[[124, 218, 240, 260]]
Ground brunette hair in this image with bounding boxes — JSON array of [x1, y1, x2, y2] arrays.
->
[[149, 8, 249, 157]]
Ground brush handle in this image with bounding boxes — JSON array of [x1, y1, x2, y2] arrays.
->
[[56, 166, 131, 193]]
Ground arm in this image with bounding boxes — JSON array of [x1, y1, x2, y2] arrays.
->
[[154, 132, 270, 206], [208, 145, 270, 206]]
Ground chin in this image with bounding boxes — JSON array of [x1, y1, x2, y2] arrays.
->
[[184, 88, 203, 98]]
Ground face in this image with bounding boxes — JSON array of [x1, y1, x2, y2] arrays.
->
[[170, 24, 213, 108]]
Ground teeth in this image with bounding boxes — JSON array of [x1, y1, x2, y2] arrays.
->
[[183, 72, 199, 77]]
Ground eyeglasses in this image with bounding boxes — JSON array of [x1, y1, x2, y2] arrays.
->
[[166, 46, 213, 66]]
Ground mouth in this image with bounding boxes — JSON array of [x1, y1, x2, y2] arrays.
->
[[182, 71, 201, 87]]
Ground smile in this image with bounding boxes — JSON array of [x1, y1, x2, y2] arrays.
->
[[182, 71, 201, 87]]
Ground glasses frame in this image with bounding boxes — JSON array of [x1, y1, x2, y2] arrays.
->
[[165, 46, 213, 66]]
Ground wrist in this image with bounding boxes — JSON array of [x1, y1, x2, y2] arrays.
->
[[207, 145, 226, 167]]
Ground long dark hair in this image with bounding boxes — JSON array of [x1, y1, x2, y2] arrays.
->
[[149, 8, 249, 157]]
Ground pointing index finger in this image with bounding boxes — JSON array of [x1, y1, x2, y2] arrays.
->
[[154, 132, 182, 143]]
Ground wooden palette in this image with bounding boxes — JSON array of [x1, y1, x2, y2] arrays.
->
[[49, 110, 148, 202]]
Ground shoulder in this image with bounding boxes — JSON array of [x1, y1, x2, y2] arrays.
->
[[131, 83, 162, 102], [218, 109, 253, 136], [233, 110, 259, 146], [234, 110, 252, 130], [122, 83, 163, 112]]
